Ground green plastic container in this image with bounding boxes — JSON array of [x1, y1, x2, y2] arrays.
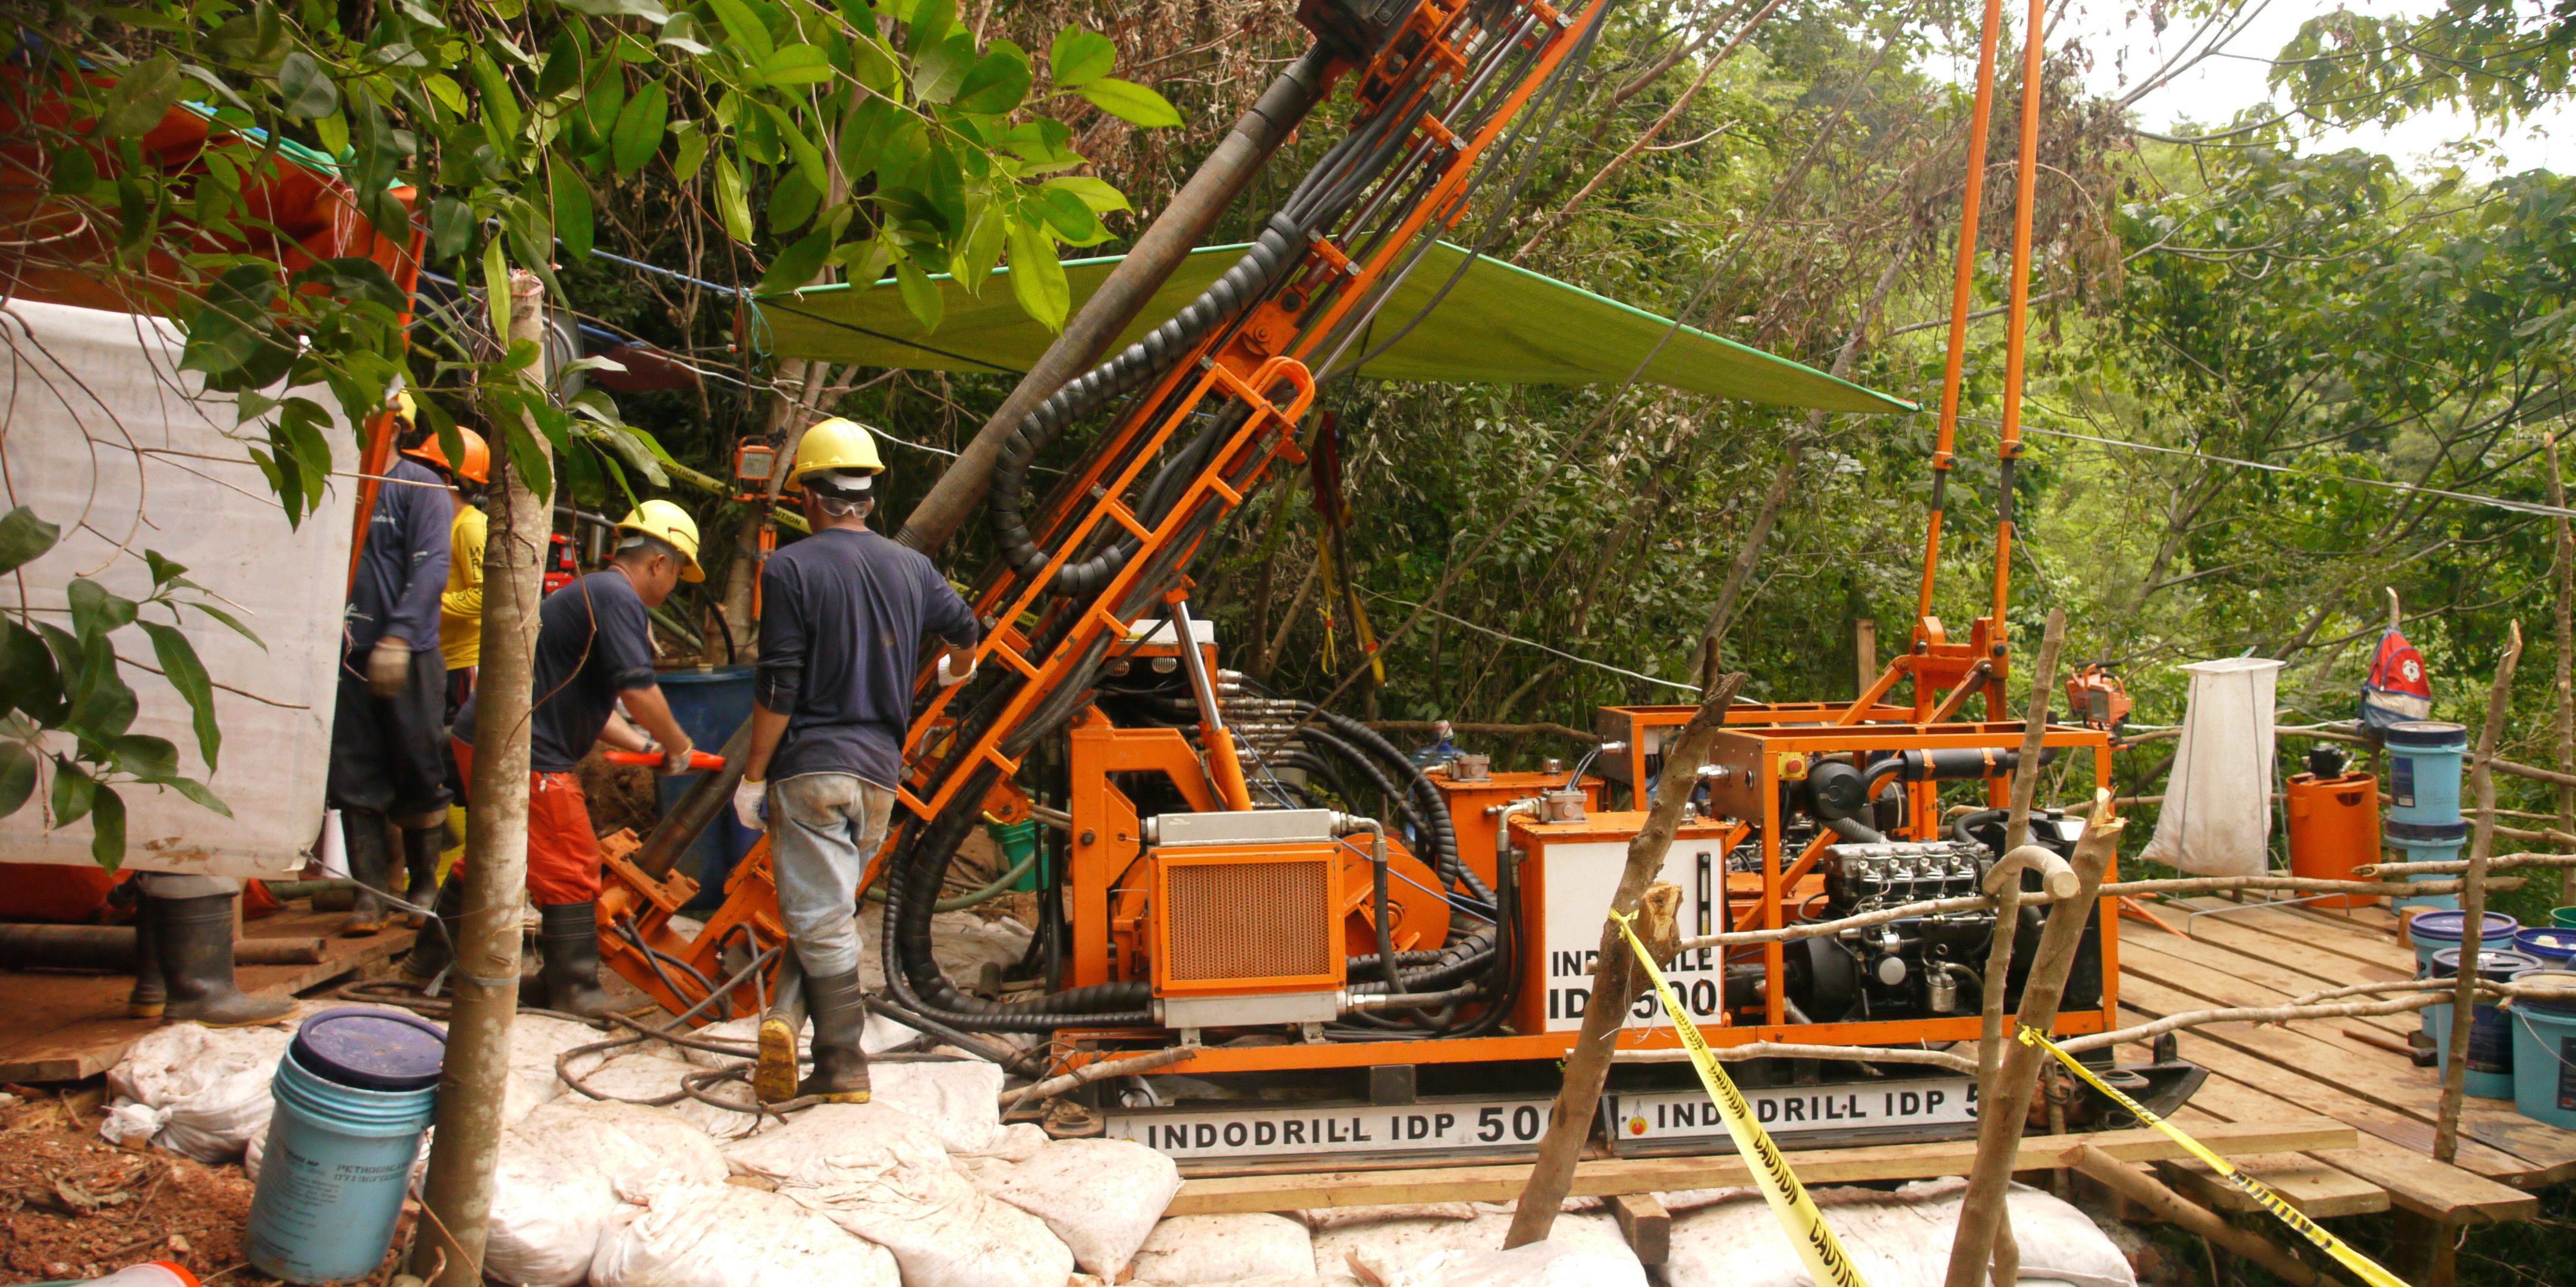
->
[[987, 818, 1042, 892], [2553, 906, 2576, 930]]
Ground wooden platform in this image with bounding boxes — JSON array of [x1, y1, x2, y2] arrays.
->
[[0, 906, 414, 1082], [2110, 894, 2560, 1228]]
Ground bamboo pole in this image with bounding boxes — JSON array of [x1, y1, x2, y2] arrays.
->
[[1945, 792, 2122, 1287], [2438, 621, 2521, 1164], [411, 271, 551, 1287], [1504, 673, 1745, 1248], [2070, 1147, 2328, 1286]]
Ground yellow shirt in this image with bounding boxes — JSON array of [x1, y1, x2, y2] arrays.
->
[[439, 506, 487, 670]]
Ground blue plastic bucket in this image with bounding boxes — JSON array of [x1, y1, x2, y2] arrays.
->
[[2417, 911, 2520, 1042], [2385, 721, 2468, 827], [2515, 928, 2576, 966], [2387, 821, 2472, 913], [2509, 967, 2576, 1128], [650, 667, 756, 911], [2426, 948, 2540, 1100], [246, 1008, 444, 1283]]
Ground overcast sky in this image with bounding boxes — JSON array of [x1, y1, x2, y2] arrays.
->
[[2022, 0, 2576, 174]]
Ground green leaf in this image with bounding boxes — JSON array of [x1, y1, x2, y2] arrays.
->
[[756, 43, 835, 86], [1049, 27, 1115, 89], [501, 416, 555, 500], [535, 29, 586, 101], [178, 263, 279, 378], [186, 600, 263, 649], [139, 621, 219, 770], [1037, 186, 1109, 245], [109, 734, 179, 783], [1006, 215, 1068, 332], [913, 32, 974, 104], [89, 786, 125, 870], [1042, 175, 1131, 214], [907, 0, 954, 52], [66, 579, 137, 641], [894, 258, 945, 333], [658, 13, 715, 56], [0, 744, 34, 819], [673, 128, 710, 181], [954, 40, 1031, 115], [161, 776, 231, 818], [762, 103, 829, 193], [551, 152, 595, 262], [713, 153, 754, 243], [100, 54, 185, 136], [51, 758, 95, 827], [1075, 77, 1182, 128], [275, 50, 341, 120], [0, 506, 61, 574], [556, 0, 672, 18], [49, 145, 96, 196], [706, 0, 775, 61], [769, 168, 821, 233], [430, 195, 474, 260], [288, 256, 404, 310], [483, 236, 511, 344], [759, 227, 837, 294], [611, 81, 668, 175], [0, 620, 63, 723], [951, 199, 1005, 294]]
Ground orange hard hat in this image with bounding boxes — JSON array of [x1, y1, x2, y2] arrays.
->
[[405, 425, 490, 486]]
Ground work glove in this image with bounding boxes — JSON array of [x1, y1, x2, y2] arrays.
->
[[937, 652, 976, 687], [654, 735, 696, 777], [734, 777, 769, 832], [366, 637, 411, 698]]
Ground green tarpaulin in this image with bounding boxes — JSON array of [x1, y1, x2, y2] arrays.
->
[[750, 241, 1912, 415]]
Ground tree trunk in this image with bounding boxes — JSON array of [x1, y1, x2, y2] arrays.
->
[[1505, 672, 1748, 1248], [2437, 620, 2521, 1164], [411, 270, 552, 1287], [2548, 432, 2574, 905]]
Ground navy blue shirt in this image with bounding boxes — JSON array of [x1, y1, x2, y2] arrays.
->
[[757, 527, 979, 787], [455, 570, 660, 773], [344, 457, 451, 655]]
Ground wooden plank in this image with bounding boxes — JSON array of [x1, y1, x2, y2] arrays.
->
[[1606, 1192, 1669, 1266], [2119, 941, 2436, 1071], [2168, 897, 2416, 977], [1165, 1119, 2359, 1214], [0, 908, 411, 1082], [2121, 929, 2420, 1040], [2160, 1102, 2388, 1217]]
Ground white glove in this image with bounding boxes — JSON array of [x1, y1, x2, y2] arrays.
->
[[937, 653, 976, 686], [366, 636, 410, 698], [733, 777, 769, 832]]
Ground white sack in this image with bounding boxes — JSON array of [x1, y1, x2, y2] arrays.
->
[[1662, 1179, 2135, 1287], [100, 1017, 301, 1161], [590, 1176, 899, 1287], [1301, 1203, 1477, 1230], [960, 1138, 1180, 1277], [1374, 1240, 1646, 1287], [2139, 658, 2282, 877], [507, 1013, 613, 1124], [869, 1059, 1008, 1153], [484, 1100, 727, 1287], [1317, 1211, 1635, 1286], [0, 299, 356, 877], [576, 1051, 771, 1140], [721, 1101, 1073, 1287], [1131, 1213, 1319, 1285]]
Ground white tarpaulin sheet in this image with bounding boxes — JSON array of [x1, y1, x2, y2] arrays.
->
[[2139, 657, 2283, 877], [1, 299, 354, 876]]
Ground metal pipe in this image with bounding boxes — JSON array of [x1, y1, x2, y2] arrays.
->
[[634, 715, 756, 879], [0, 924, 326, 969], [1917, 0, 2008, 623], [895, 48, 1335, 558], [1171, 598, 1251, 810]]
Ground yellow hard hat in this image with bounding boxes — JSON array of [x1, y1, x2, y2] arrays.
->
[[787, 418, 885, 492], [616, 499, 704, 583]]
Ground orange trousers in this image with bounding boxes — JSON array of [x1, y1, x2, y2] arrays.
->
[[447, 738, 602, 906]]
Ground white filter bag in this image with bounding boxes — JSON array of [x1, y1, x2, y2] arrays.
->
[[2140, 657, 2282, 876]]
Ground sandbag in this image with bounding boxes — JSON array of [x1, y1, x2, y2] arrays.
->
[[1372, 1240, 1644, 1287], [508, 1013, 615, 1124], [592, 1175, 900, 1287], [485, 1100, 728, 1286], [1662, 1179, 2135, 1287], [1320, 1211, 1635, 1286], [1305, 1203, 1477, 1229], [100, 1016, 301, 1161], [962, 1138, 1181, 1277], [1131, 1213, 1319, 1285], [869, 1059, 1008, 1153], [722, 1101, 1073, 1287], [575, 1050, 772, 1140]]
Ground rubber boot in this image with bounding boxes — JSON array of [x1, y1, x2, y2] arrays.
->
[[126, 894, 165, 1019], [399, 877, 467, 984], [156, 893, 294, 1027], [755, 952, 808, 1104], [537, 902, 613, 1018], [399, 825, 443, 928], [795, 968, 872, 1103], [339, 809, 394, 936]]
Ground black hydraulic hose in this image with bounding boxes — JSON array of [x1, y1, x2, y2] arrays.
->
[[1307, 705, 1486, 905], [1952, 807, 2008, 850], [1369, 828, 1399, 986]]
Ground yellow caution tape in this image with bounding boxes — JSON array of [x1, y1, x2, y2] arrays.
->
[[2016, 1026, 2408, 1287], [1612, 911, 1871, 1287]]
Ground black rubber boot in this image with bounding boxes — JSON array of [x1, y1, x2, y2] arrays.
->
[[399, 825, 444, 927], [537, 902, 613, 1018], [339, 809, 394, 936], [127, 893, 164, 1019], [399, 877, 467, 984], [795, 968, 872, 1103], [156, 893, 294, 1027]]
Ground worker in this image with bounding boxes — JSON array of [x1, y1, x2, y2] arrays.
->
[[430, 426, 491, 925], [400, 501, 703, 1015], [326, 391, 451, 937], [732, 418, 980, 1103]]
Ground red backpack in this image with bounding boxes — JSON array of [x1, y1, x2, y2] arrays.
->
[[2361, 627, 2432, 730]]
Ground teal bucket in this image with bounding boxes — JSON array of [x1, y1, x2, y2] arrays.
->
[[987, 818, 1041, 892], [2415, 912, 2520, 1041], [2427, 948, 2541, 1100], [2555, 907, 2576, 930], [246, 1008, 444, 1283], [2510, 968, 2576, 1128]]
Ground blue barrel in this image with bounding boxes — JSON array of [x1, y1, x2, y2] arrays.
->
[[2415, 910, 2519, 1040], [2516, 927, 2576, 966], [2385, 720, 2468, 825], [2387, 820, 2471, 912], [2427, 948, 2542, 1099], [2509, 966, 2576, 1128], [652, 667, 756, 912], [247, 1008, 444, 1283]]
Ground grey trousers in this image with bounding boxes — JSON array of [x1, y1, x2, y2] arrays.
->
[[768, 773, 896, 978]]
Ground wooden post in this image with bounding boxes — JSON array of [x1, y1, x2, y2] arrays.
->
[[2437, 620, 2521, 1164], [1855, 619, 1877, 699], [1943, 792, 2123, 1287], [2549, 431, 2575, 906], [2070, 1147, 2327, 1287], [1504, 673, 1748, 1248], [2005, 608, 2067, 852], [410, 270, 551, 1287]]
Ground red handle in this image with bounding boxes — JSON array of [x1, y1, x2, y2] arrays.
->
[[604, 749, 726, 770]]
